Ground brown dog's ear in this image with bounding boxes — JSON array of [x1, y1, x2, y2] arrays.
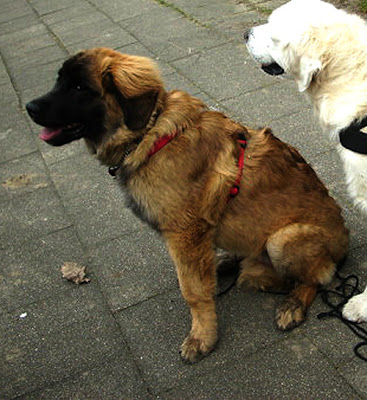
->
[[115, 90, 159, 131], [101, 53, 164, 130]]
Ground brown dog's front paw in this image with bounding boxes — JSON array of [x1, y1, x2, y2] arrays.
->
[[275, 298, 305, 330], [179, 334, 216, 363]]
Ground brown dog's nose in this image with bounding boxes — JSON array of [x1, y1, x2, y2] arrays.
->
[[26, 101, 40, 119]]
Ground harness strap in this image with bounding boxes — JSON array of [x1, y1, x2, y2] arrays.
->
[[339, 116, 367, 154], [109, 130, 247, 202]]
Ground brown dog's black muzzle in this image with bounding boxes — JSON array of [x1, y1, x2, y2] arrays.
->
[[26, 101, 41, 121]]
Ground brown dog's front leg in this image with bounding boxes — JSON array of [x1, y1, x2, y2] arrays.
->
[[165, 229, 217, 363]]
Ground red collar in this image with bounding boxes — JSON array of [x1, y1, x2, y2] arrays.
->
[[228, 135, 247, 200], [108, 132, 178, 176], [147, 132, 178, 158]]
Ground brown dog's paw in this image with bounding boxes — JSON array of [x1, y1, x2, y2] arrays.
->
[[179, 334, 216, 363], [275, 298, 306, 330]]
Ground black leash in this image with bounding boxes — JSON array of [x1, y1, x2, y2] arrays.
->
[[318, 272, 367, 361], [216, 255, 241, 297]]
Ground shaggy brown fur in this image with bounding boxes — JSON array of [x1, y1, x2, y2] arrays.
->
[[26, 47, 349, 363]]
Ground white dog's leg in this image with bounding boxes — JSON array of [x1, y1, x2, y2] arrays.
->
[[338, 146, 367, 212], [342, 285, 367, 323]]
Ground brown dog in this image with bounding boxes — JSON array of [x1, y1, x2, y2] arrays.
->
[[26, 47, 349, 363]]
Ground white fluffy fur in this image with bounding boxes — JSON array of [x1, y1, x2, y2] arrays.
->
[[246, 0, 367, 213], [342, 285, 367, 323]]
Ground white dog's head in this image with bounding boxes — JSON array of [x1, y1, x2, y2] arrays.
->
[[245, 0, 356, 92]]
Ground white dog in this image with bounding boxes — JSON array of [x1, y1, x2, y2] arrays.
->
[[245, 0, 367, 322]]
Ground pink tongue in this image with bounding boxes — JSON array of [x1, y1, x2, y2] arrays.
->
[[39, 127, 63, 141]]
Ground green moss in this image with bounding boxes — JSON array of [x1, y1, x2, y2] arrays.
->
[[360, 0, 367, 12], [256, 6, 272, 15], [153, 0, 208, 28]]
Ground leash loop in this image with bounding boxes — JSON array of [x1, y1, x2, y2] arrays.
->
[[318, 273, 367, 361]]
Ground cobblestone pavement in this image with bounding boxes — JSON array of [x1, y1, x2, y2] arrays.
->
[[1, 0, 366, 398]]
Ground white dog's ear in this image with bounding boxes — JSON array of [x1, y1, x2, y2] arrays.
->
[[297, 57, 322, 92]]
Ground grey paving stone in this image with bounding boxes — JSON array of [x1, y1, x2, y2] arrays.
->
[[116, 41, 156, 59], [166, 0, 268, 41], [0, 39, 62, 79], [0, 126, 38, 168], [49, 152, 147, 246], [210, 10, 267, 39], [0, 227, 86, 311], [89, 0, 161, 23], [339, 358, 367, 399], [158, 337, 362, 399], [21, 78, 61, 107], [66, 26, 137, 55], [1, 186, 71, 249], [222, 79, 310, 127], [309, 148, 347, 196], [0, 14, 38, 36], [341, 205, 367, 250], [0, 152, 52, 200], [10, 59, 65, 93], [344, 244, 367, 282], [0, 0, 33, 25], [49, 15, 114, 47], [40, 3, 98, 26], [88, 229, 177, 311], [0, 62, 11, 86], [1, 286, 127, 398], [172, 42, 275, 101], [167, 0, 249, 25], [305, 301, 365, 367], [28, 0, 77, 16], [0, 103, 26, 132], [269, 107, 333, 161], [0, 21, 48, 47], [164, 71, 201, 95], [115, 287, 293, 394], [22, 351, 152, 400], [120, 9, 229, 63], [0, 85, 17, 108], [4, 45, 66, 70]]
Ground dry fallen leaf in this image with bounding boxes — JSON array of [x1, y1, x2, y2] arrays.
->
[[2, 174, 33, 189], [61, 262, 90, 284]]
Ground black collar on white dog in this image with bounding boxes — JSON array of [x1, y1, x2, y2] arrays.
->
[[339, 116, 367, 154]]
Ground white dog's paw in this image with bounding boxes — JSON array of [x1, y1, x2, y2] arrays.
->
[[342, 286, 367, 323]]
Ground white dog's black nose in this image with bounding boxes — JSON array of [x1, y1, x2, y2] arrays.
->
[[244, 29, 251, 42]]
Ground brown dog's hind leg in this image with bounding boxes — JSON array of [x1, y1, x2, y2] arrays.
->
[[275, 283, 318, 330], [165, 228, 218, 363], [267, 224, 338, 330], [237, 255, 293, 293]]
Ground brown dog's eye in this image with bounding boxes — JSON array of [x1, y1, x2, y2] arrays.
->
[[73, 84, 87, 92]]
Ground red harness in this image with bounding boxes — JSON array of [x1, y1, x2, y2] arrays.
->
[[109, 131, 247, 200], [148, 132, 247, 200]]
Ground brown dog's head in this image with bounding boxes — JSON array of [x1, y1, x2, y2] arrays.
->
[[26, 47, 164, 146]]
